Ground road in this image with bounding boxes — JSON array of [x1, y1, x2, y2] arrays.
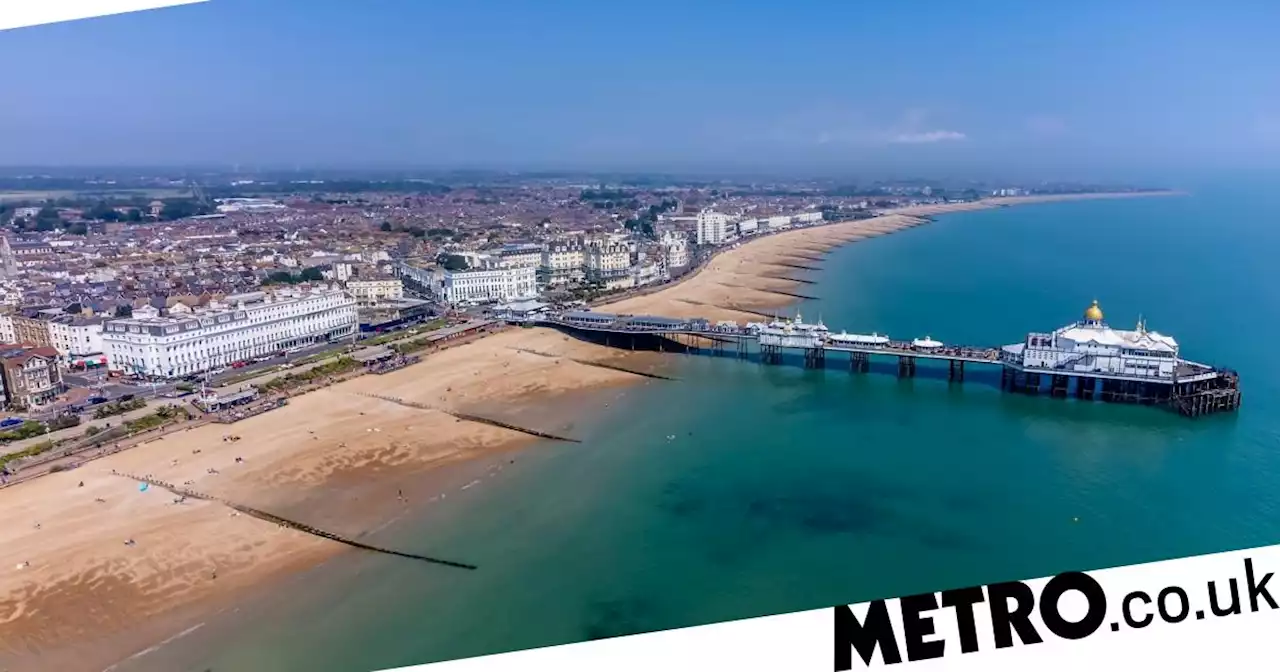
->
[[3, 319, 486, 459], [1, 396, 183, 457]]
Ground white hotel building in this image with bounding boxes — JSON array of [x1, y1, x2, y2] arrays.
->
[[540, 240, 586, 287], [695, 209, 734, 246], [346, 278, 404, 306], [102, 287, 357, 378], [660, 231, 690, 270], [585, 239, 632, 284], [441, 259, 537, 306]]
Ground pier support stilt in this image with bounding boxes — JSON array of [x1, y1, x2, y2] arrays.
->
[[1024, 373, 1041, 395], [850, 352, 869, 374], [897, 356, 916, 378], [1075, 377, 1095, 400], [948, 360, 965, 382], [1050, 374, 1069, 398]]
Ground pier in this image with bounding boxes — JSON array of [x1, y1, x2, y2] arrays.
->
[[524, 301, 1241, 418]]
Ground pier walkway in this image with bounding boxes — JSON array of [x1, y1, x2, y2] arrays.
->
[[524, 310, 1241, 418]]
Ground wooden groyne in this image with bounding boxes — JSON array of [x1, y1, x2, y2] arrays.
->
[[771, 261, 822, 272], [765, 289, 819, 301], [782, 253, 826, 263], [356, 393, 582, 443], [674, 298, 777, 320], [508, 348, 675, 380], [720, 305, 779, 319], [760, 273, 817, 285], [717, 282, 817, 302], [114, 473, 477, 570]]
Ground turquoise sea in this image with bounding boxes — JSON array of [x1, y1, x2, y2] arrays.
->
[[125, 185, 1280, 672]]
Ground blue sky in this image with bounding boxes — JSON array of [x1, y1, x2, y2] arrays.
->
[[1, 0, 1277, 180]]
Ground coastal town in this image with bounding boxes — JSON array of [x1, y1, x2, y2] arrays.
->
[[0, 175, 1171, 671], [0, 175, 1146, 423], [0, 1, 1267, 670]]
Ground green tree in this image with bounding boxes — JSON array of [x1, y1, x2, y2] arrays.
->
[[441, 254, 469, 271], [299, 266, 325, 282], [380, 221, 393, 232], [160, 200, 199, 220], [35, 206, 60, 226], [84, 203, 122, 221], [114, 304, 133, 318]]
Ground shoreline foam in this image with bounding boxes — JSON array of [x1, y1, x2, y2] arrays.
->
[[0, 191, 1179, 671]]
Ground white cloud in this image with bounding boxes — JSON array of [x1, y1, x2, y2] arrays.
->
[[882, 108, 967, 144], [890, 130, 967, 144], [765, 106, 968, 147]]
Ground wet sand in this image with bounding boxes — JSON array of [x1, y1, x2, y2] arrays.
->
[[0, 192, 1176, 671]]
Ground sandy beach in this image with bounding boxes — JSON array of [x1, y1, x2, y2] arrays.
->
[[0, 192, 1175, 671]]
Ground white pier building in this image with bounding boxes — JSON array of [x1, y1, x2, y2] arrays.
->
[[755, 313, 828, 349], [999, 300, 1206, 382]]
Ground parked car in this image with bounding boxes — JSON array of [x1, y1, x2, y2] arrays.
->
[[86, 396, 108, 405], [0, 417, 25, 428]]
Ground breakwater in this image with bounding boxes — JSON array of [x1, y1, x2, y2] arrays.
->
[[354, 393, 582, 442], [113, 473, 477, 570]]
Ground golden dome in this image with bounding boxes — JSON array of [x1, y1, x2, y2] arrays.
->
[[1084, 300, 1104, 322]]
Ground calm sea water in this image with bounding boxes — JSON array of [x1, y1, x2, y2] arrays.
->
[[126, 186, 1280, 672]]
